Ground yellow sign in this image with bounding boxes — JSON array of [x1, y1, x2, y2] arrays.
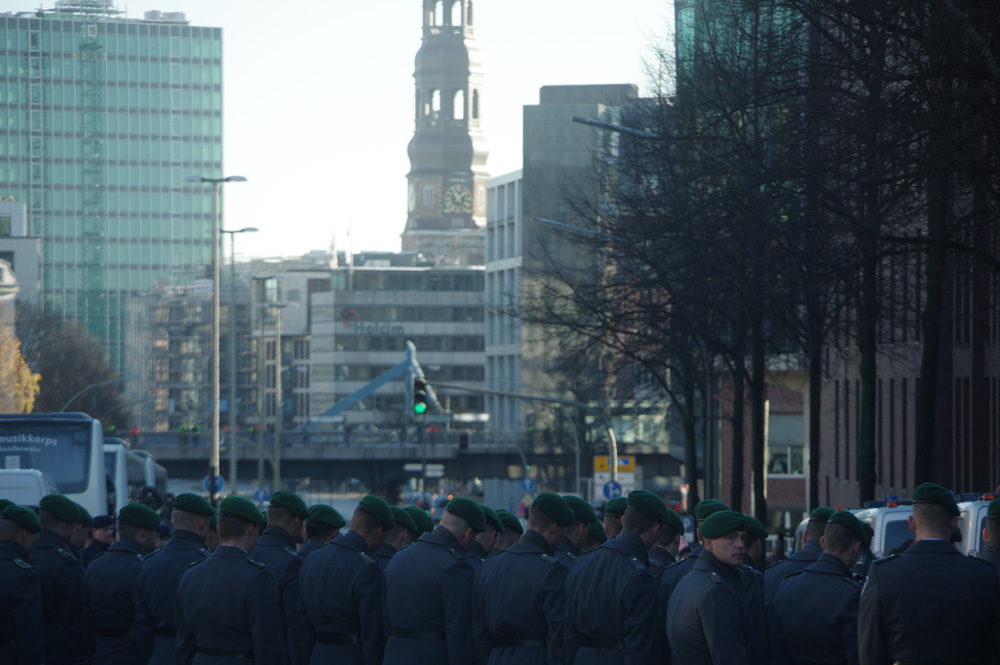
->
[[593, 456, 635, 472]]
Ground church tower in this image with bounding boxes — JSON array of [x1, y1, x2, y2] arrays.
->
[[401, 0, 489, 264]]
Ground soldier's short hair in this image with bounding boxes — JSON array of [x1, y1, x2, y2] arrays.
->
[[527, 504, 555, 531], [912, 502, 954, 534], [622, 506, 658, 534], [218, 513, 253, 540], [305, 522, 334, 541], [171, 509, 203, 531], [822, 521, 858, 554], [118, 521, 144, 541], [805, 518, 827, 541], [350, 506, 379, 536], [985, 516, 1000, 544]]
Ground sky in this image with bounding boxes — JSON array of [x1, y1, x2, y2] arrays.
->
[[2, 0, 675, 259]]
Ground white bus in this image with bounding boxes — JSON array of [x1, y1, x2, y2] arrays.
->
[[133, 449, 168, 506], [103, 438, 148, 514], [0, 412, 107, 516]]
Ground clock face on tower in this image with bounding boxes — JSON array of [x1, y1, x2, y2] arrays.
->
[[443, 184, 473, 214]]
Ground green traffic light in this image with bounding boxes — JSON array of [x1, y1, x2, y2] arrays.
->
[[414, 403, 427, 415]]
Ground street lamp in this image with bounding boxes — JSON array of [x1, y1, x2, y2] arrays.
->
[[185, 175, 247, 506], [222, 226, 258, 496]]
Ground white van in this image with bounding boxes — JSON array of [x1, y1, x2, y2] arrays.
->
[[0, 468, 60, 507]]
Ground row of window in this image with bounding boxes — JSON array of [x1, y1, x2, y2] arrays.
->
[[326, 335, 485, 353], [312, 305, 483, 324], [1, 25, 221, 59], [3, 188, 219, 217], [0, 115, 221, 142], [5, 161, 223, 191], [1, 56, 222, 87], [337, 271, 485, 293], [418, 88, 480, 122], [313, 364, 485, 383], [45, 243, 210, 266]]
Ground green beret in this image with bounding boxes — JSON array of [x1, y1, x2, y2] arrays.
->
[[306, 504, 346, 529], [404, 506, 435, 534], [444, 497, 486, 533], [496, 510, 523, 535], [562, 495, 596, 523], [695, 499, 730, 521], [743, 515, 769, 540], [269, 490, 309, 520], [209, 514, 219, 529], [118, 503, 161, 530], [39, 494, 80, 523], [809, 506, 835, 522], [75, 503, 93, 526], [628, 490, 682, 532], [172, 493, 216, 518], [219, 496, 266, 526], [480, 506, 504, 534], [389, 505, 418, 533], [358, 495, 394, 530], [912, 482, 959, 516], [1, 505, 41, 533], [603, 496, 627, 518], [0, 499, 15, 513], [988, 498, 1000, 519], [828, 510, 867, 547], [530, 493, 575, 527], [699, 510, 747, 539], [587, 519, 607, 545]]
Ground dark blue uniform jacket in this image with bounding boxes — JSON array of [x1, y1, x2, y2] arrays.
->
[[769, 552, 861, 665], [0, 540, 44, 665], [474, 529, 572, 665], [763, 539, 822, 608], [297, 530, 384, 665], [252, 525, 303, 664], [565, 528, 658, 665], [84, 536, 148, 665], [383, 526, 475, 665], [134, 529, 210, 665], [32, 528, 90, 665]]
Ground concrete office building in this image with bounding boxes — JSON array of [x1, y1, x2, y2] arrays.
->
[[0, 2, 223, 367]]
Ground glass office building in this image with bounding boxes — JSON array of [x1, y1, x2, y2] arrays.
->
[[0, 2, 222, 368]]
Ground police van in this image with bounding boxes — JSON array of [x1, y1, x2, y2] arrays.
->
[[852, 498, 915, 558], [956, 493, 996, 558]]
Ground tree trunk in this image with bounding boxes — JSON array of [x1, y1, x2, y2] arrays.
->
[[750, 313, 767, 522], [730, 329, 747, 512]]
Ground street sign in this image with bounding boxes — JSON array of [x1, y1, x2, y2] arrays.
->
[[681, 514, 696, 542], [521, 477, 536, 493], [593, 455, 636, 472], [254, 487, 270, 503], [603, 480, 623, 499], [204, 475, 224, 494]]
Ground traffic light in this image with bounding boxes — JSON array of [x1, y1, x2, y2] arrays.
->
[[413, 378, 428, 415]]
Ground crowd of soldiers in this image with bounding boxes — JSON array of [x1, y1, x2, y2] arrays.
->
[[1, 481, 999, 665]]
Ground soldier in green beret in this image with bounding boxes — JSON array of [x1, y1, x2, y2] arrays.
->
[[977, 497, 1000, 567], [467, 505, 504, 567], [254, 490, 309, 664], [602, 496, 627, 539], [135, 492, 215, 665], [583, 518, 608, 551], [769, 510, 866, 665], [475, 492, 575, 665], [84, 503, 161, 665], [557, 495, 596, 570], [298, 504, 345, 558], [493, 509, 523, 551], [175, 496, 285, 665], [764, 506, 833, 608], [69, 502, 93, 562], [667, 510, 752, 664], [658, 497, 731, 614], [206, 513, 220, 553], [567, 489, 680, 663], [0, 505, 44, 665], [859, 483, 1000, 665], [383, 496, 484, 665], [403, 505, 435, 537], [375, 505, 419, 572], [850, 520, 876, 581], [298, 495, 391, 665], [33, 494, 91, 665], [649, 505, 685, 569]]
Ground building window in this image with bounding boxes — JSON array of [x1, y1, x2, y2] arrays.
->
[[468, 1, 474, 25], [452, 89, 465, 120], [424, 186, 435, 206], [450, 0, 462, 25], [477, 186, 485, 209], [451, 218, 464, 228], [767, 412, 805, 476], [431, 89, 441, 120], [0, 216, 10, 236], [472, 90, 480, 119]]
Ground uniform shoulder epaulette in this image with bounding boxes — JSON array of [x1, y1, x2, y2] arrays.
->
[[563, 551, 578, 561], [144, 549, 161, 559], [55, 548, 75, 560], [199, 548, 210, 557], [91, 550, 108, 561], [282, 546, 298, 557], [14, 558, 31, 569], [626, 555, 647, 573], [446, 547, 462, 560], [357, 552, 376, 566], [765, 559, 787, 571], [186, 556, 209, 568], [485, 550, 504, 559], [539, 553, 559, 565], [665, 558, 687, 570], [871, 554, 899, 566], [579, 547, 601, 557], [841, 575, 862, 588], [709, 571, 723, 584], [246, 558, 267, 569], [782, 569, 806, 581]]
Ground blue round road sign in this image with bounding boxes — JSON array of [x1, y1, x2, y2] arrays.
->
[[603, 480, 623, 499], [254, 487, 270, 503], [204, 475, 224, 494], [521, 477, 536, 493]]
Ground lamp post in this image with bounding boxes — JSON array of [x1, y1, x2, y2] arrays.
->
[[221, 227, 258, 495], [185, 175, 247, 507]]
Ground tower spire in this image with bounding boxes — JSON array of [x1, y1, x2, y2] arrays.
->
[[402, 0, 488, 265]]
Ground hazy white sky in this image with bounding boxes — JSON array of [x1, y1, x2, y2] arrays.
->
[[3, 0, 674, 259]]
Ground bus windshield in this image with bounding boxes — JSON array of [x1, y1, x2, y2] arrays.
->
[[0, 423, 92, 493]]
